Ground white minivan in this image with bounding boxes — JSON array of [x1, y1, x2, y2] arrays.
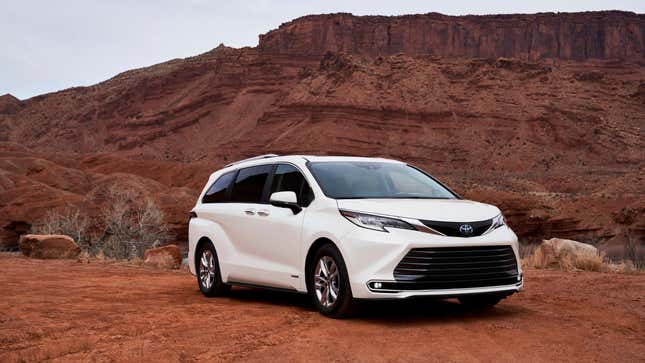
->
[[188, 154, 522, 317]]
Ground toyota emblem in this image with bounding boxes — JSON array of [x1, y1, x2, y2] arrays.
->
[[459, 224, 474, 236]]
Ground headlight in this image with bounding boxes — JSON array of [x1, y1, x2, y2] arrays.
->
[[491, 213, 506, 230], [340, 210, 415, 232]]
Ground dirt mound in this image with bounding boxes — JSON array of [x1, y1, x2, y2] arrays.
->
[[144, 244, 182, 269], [19, 234, 81, 259]]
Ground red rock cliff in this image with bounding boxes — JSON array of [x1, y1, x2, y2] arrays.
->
[[259, 11, 645, 61]]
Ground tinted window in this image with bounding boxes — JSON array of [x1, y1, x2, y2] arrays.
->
[[230, 165, 273, 203], [270, 164, 314, 207], [307, 162, 457, 199], [202, 171, 235, 203]]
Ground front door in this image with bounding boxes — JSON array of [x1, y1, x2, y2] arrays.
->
[[226, 163, 311, 290]]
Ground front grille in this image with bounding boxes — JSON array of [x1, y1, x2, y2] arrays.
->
[[420, 219, 493, 237], [393, 246, 519, 290]]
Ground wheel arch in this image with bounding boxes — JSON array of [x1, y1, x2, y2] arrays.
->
[[304, 237, 343, 294], [194, 236, 214, 269]]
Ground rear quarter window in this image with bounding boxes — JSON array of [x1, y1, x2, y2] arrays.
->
[[202, 171, 235, 203]]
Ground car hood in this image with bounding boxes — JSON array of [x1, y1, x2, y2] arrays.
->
[[336, 199, 500, 222]]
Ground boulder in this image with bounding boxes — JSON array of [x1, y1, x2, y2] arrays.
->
[[535, 238, 601, 271], [144, 244, 182, 269], [19, 234, 81, 259]]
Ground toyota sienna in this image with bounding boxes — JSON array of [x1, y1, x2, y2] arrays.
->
[[188, 154, 523, 317]]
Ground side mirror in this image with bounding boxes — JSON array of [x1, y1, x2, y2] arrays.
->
[[270, 191, 302, 215]]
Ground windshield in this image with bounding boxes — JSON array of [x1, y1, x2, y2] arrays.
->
[[307, 161, 458, 199]]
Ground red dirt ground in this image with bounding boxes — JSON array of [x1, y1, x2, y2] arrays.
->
[[1, 254, 643, 362]]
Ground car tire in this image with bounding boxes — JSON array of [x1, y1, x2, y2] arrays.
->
[[307, 244, 354, 318], [458, 294, 505, 309], [196, 242, 229, 297]]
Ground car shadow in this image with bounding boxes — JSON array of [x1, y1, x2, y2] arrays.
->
[[223, 286, 523, 324], [224, 286, 312, 308], [351, 297, 521, 325]]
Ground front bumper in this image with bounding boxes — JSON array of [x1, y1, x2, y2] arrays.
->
[[340, 225, 523, 299], [363, 276, 523, 299]]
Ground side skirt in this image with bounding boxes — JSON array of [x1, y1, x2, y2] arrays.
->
[[226, 281, 307, 294]]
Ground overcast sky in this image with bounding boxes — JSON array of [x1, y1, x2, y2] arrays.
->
[[1, 0, 643, 100]]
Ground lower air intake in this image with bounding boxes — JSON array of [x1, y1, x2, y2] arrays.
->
[[393, 246, 519, 290]]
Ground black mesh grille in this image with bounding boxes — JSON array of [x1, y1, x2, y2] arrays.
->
[[420, 219, 493, 237], [393, 246, 519, 290]]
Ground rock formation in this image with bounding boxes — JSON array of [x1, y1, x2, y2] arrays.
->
[[0, 11, 643, 253], [144, 244, 183, 269], [19, 234, 81, 259], [259, 12, 645, 61]]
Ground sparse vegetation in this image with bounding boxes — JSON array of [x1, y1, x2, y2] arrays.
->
[[96, 187, 169, 259], [33, 185, 169, 260], [34, 207, 91, 250], [624, 232, 644, 269]]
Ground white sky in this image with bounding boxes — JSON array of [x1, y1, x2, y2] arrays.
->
[[1, 0, 643, 100]]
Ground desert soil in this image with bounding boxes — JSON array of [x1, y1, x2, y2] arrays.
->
[[1, 254, 643, 362]]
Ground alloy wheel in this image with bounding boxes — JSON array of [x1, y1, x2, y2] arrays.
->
[[314, 256, 340, 307], [199, 249, 216, 289]]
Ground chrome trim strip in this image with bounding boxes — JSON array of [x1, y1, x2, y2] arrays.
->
[[400, 217, 446, 236], [366, 279, 523, 293]]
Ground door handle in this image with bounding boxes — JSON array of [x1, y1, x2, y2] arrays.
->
[[244, 209, 256, 216], [257, 209, 270, 217]]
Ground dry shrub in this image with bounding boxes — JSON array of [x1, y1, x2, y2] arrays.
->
[[95, 249, 106, 261], [518, 242, 537, 259], [96, 186, 169, 260], [33, 207, 91, 249], [624, 233, 644, 269], [521, 248, 542, 269], [603, 260, 638, 273], [33, 185, 169, 261], [129, 255, 144, 266], [77, 250, 91, 264], [569, 251, 604, 272]]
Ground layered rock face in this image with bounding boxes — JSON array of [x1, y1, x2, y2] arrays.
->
[[0, 11, 643, 251], [259, 11, 645, 61]]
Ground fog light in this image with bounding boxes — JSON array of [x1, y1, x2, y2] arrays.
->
[[374, 282, 382, 289]]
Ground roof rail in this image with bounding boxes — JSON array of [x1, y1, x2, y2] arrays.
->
[[224, 154, 279, 167]]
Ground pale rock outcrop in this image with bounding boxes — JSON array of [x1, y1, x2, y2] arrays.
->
[[535, 238, 601, 271]]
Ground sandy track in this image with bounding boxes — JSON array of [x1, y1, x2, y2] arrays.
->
[[1, 254, 643, 362]]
